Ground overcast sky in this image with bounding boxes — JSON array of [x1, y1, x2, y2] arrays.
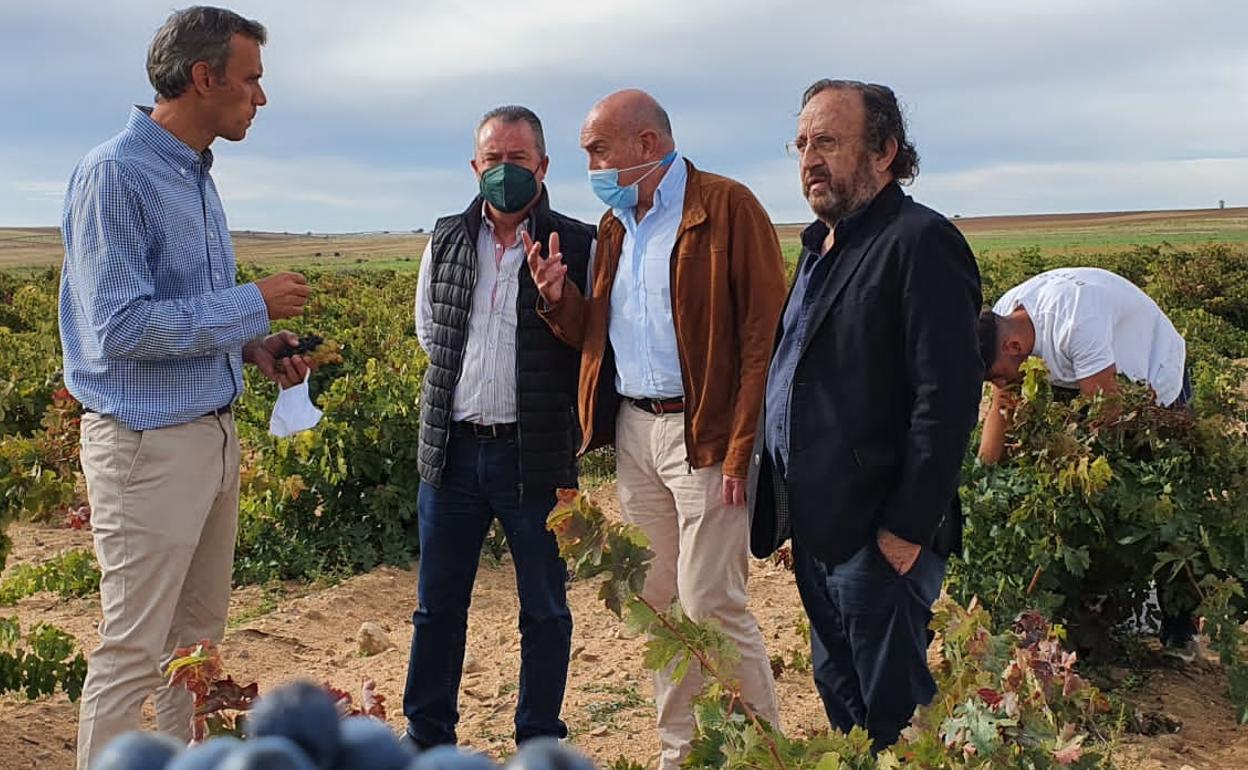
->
[[3, 0, 1246, 232]]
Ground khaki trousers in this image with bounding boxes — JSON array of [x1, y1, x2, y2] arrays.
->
[[615, 404, 779, 770], [75, 412, 239, 770]]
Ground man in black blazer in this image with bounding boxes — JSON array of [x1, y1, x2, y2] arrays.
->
[[748, 79, 983, 751]]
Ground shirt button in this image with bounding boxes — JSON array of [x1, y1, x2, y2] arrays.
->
[[213, 271, 222, 281], [208, 232, 216, 240]]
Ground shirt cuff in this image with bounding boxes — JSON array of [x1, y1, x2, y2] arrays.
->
[[234, 283, 271, 342], [722, 446, 752, 480], [880, 502, 941, 550], [538, 292, 576, 324]]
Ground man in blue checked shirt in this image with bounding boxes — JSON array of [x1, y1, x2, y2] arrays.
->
[[58, 8, 313, 768]]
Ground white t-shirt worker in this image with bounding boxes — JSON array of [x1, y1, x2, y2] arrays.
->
[[977, 267, 1187, 465]]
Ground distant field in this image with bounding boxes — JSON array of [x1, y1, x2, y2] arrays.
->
[[4, 206, 1246, 272], [0, 228, 429, 272], [955, 206, 1248, 256], [780, 206, 1248, 262]]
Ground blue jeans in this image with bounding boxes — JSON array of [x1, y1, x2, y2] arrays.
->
[[793, 538, 945, 752], [402, 433, 573, 747]]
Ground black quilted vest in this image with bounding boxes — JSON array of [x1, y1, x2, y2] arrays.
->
[[416, 190, 593, 492]]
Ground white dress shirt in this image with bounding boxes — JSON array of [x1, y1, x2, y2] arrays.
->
[[415, 207, 526, 424]]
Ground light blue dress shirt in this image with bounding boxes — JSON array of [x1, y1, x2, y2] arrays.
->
[[59, 106, 270, 431], [608, 154, 687, 399]]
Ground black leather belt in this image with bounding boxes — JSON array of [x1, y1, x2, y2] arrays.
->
[[452, 421, 517, 440], [629, 397, 685, 415]]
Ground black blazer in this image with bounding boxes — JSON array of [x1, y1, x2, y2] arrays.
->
[[747, 183, 983, 566]]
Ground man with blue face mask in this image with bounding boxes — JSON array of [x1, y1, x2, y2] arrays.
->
[[526, 89, 786, 770], [405, 105, 594, 750]]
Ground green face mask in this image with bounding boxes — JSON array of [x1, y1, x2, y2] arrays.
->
[[479, 162, 538, 214]]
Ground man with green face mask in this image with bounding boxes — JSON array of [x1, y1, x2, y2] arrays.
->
[[405, 105, 595, 750]]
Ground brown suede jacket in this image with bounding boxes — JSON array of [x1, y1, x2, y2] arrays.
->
[[539, 160, 786, 479]]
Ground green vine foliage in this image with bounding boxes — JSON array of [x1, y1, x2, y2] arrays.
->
[[4, 245, 1244, 589], [0, 272, 76, 535], [0, 434, 76, 522], [2, 268, 429, 585], [0, 616, 87, 701], [0, 271, 63, 437], [1199, 575, 1248, 724], [0, 549, 100, 606], [952, 359, 1248, 716], [0, 385, 82, 523], [230, 269, 427, 583], [0, 275, 91, 700], [549, 491, 1117, 769]]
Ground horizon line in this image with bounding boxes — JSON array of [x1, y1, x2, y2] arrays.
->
[[1, 203, 1244, 237]]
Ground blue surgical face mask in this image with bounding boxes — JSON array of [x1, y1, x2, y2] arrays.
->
[[588, 150, 678, 210]]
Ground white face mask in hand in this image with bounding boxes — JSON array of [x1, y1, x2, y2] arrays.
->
[[269, 370, 324, 437]]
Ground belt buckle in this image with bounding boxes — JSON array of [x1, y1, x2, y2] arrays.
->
[[635, 398, 660, 415], [470, 422, 500, 439]]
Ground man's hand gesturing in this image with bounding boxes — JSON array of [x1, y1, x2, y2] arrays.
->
[[523, 231, 567, 306]]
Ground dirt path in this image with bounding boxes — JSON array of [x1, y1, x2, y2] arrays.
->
[[2, 485, 1245, 768]]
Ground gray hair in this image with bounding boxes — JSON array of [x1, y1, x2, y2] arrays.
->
[[476, 105, 546, 157], [147, 6, 267, 101]]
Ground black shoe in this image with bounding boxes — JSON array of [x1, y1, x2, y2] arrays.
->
[[402, 730, 431, 753]]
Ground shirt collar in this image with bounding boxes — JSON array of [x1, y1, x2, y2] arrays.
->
[[127, 105, 214, 174], [480, 201, 528, 241], [652, 152, 686, 212], [800, 181, 903, 257]]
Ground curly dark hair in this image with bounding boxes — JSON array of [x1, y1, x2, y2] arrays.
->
[[801, 79, 920, 184]]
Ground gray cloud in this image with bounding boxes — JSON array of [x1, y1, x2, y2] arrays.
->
[[3, 0, 1245, 230]]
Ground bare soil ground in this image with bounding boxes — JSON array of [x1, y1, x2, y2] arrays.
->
[[2, 485, 1246, 769]]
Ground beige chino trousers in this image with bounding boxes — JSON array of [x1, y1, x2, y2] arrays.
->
[[75, 411, 239, 770], [614, 404, 779, 770]]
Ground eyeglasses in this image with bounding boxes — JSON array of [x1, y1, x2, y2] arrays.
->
[[785, 134, 847, 159]]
